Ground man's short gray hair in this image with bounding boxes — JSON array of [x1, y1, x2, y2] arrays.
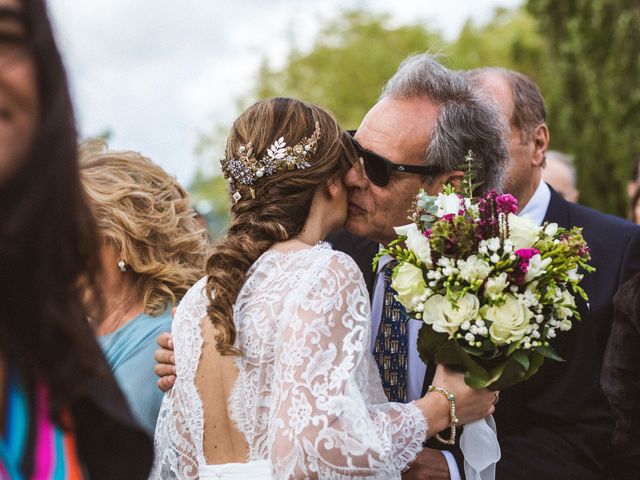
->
[[381, 54, 509, 193]]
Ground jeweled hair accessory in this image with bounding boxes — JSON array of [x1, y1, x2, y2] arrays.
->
[[221, 122, 321, 203]]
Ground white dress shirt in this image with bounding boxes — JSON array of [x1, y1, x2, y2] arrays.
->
[[370, 180, 551, 478]]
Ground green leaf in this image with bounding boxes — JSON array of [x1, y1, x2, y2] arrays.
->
[[520, 352, 545, 383], [535, 344, 565, 362], [512, 350, 530, 370], [416, 324, 449, 365]]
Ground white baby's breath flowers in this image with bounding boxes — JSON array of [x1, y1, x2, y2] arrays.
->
[[437, 257, 458, 277]]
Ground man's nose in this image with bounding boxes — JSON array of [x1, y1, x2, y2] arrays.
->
[[344, 158, 369, 189]]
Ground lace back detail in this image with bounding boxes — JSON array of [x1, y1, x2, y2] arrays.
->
[[153, 244, 428, 479]]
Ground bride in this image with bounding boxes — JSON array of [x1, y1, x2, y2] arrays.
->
[[152, 97, 496, 479]]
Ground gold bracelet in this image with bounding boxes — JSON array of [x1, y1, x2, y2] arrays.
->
[[427, 385, 459, 445]]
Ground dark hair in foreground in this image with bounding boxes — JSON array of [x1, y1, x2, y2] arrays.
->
[[0, 0, 107, 419], [206, 98, 357, 355], [380, 54, 510, 193]]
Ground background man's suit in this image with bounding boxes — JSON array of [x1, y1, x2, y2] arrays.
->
[[329, 187, 640, 479]]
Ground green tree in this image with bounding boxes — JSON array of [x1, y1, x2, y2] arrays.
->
[[527, 0, 640, 215], [446, 7, 558, 95], [253, 9, 445, 128]]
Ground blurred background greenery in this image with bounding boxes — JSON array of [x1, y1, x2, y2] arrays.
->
[[191, 0, 640, 235]]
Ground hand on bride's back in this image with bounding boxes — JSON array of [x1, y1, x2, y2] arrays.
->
[[432, 364, 496, 426]]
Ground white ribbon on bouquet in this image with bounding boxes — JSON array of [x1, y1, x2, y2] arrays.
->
[[459, 415, 501, 480]]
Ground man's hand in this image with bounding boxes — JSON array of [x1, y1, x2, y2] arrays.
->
[[154, 332, 176, 392], [402, 448, 451, 480]]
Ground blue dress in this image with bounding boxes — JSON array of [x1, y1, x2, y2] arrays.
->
[[98, 308, 172, 435]]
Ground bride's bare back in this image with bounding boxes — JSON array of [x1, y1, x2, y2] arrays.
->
[[196, 319, 248, 464]]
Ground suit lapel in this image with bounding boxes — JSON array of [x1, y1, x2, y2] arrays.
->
[[543, 187, 570, 229]]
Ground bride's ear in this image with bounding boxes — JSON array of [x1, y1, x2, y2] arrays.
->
[[325, 176, 341, 198]]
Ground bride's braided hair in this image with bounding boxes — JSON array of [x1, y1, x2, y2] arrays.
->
[[206, 98, 357, 355]]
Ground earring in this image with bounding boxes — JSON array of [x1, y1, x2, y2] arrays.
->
[[117, 259, 127, 272]]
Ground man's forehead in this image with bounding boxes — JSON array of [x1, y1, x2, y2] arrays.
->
[[356, 97, 438, 159]]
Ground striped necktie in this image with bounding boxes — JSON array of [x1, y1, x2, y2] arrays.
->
[[372, 260, 409, 402]]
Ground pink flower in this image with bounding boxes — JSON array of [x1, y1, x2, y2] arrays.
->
[[496, 194, 518, 215], [513, 248, 540, 285]]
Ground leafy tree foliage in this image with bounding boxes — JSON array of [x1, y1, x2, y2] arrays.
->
[[527, 0, 640, 215]]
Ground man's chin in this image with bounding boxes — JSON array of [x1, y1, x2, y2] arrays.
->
[[344, 217, 374, 240]]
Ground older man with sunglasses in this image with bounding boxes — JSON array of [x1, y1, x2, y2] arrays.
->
[[155, 54, 509, 479], [333, 55, 509, 480]]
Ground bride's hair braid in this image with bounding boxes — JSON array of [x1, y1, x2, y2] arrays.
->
[[206, 98, 357, 355]]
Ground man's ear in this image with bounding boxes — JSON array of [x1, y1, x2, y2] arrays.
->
[[424, 170, 465, 194], [532, 123, 550, 167]]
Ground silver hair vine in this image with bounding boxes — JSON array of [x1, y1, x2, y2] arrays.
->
[[221, 121, 321, 203]]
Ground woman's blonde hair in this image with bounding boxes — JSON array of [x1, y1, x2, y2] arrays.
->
[[207, 98, 357, 355], [80, 139, 209, 316]]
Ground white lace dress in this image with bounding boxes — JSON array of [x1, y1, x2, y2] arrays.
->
[[152, 244, 427, 479]]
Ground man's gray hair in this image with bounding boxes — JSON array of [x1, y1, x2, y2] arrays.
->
[[381, 54, 509, 193]]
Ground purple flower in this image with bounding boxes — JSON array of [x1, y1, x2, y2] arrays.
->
[[495, 193, 518, 215]]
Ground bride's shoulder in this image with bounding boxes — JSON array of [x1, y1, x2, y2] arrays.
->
[[304, 243, 364, 283], [176, 275, 209, 312]]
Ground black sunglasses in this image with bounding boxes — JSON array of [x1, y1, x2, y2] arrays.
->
[[347, 130, 441, 187]]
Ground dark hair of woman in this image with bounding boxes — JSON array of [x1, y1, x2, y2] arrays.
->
[[0, 0, 108, 421], [206, 97, 357, 355], [629, 185, 640, 223]]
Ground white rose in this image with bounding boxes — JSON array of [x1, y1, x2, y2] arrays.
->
[[394, 223, 432, 267], [483, 294, 532, 346], [485, 272, 509, 299], [458, 255, 491, 283], [507, 213, 541, 250], [524, 254, 552, 283], [391, 262, 427, 309], [435, 193, 462, 218], [423, 293, 480, 337]]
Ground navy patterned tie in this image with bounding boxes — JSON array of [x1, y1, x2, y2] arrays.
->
[[373, 260, 409, 402]]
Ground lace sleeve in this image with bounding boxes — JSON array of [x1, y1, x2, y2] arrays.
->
[[268, 252, 427, 479], [151, 277, 208, 480]]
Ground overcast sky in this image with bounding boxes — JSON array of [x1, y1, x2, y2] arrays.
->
[[47, 0, 522, 186]]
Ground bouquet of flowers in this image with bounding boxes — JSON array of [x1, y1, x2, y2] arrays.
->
[[378, 153, 593, 391]]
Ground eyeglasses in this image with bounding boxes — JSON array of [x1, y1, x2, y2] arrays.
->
[[347, 130, 442, 187]]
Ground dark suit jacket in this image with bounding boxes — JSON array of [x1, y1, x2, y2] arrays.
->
[[329, 187, 640, 480]]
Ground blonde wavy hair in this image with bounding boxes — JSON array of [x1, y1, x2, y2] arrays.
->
[[80, 139, 209, 316]]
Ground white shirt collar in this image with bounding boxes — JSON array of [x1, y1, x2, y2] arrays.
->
[[518, 180, 550, 227]]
